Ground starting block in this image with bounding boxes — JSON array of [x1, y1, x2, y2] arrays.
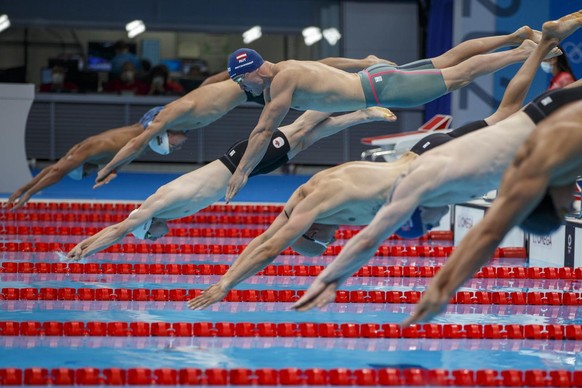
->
[[361, 114, 452, 162]]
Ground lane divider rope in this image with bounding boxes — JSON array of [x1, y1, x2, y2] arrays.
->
[[2, 287, 581, 305], [2, 261, 580, 279], [1, 320, 581, 340], [0, 225, 454, 242], [0, 366, 579, 386], [0, 243, 524, 259], [2, 202, 284, 214]]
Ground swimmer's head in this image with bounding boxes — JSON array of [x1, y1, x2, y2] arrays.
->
[[520, 186, 573, 236], [228, 48, 264, 95], [291, 223, 339, 257], [67, 162, 99, 180], [228, 48, 264, 81], [148, 130, 188, 155], [129, 210, 169, 240], [395, 206, 449, 239]]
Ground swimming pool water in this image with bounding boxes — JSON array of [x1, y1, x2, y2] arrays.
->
[[1, 201, 581, 386]]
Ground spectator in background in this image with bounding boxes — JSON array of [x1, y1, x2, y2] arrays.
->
[[187, 62, 209, 82], [138, 59, 152, 82], [103, 62, 148, 95], [110, 40, 141, 76], [147, 65, 184, 96], [141, 59, 152, 73], [39, 66, 78, 93], [542, 46, 577, 89]]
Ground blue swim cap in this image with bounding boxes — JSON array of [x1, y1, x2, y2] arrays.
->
[[395, 207, 425, 239], [227, 48, 264, 80], [519, 192, 563, 236]]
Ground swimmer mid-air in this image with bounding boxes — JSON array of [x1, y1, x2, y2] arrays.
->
[[65, 108, 396, 261], [186, 21, 570, 310], [292, 10, 582, 313], [8, 56, 392, 209], [223, 27, 560, 202]]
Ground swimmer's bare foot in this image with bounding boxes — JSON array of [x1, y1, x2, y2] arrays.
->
[[517, 39, 562, 60], [542, 9, 582, 43], [513, 26, 542, 45], [363, 107, 397, 122]]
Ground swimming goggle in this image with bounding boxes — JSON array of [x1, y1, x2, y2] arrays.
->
[[233, 74, 246, 87]]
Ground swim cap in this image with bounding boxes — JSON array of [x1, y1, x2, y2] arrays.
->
[[139, 106, 164, 128], [67, 165, 84, 181], [227, 48, 264, 80], [292, 235, 329, 257], [149, 131, 170, 155], [520, 193, 563, 236], [129, 209, 153, 240], [290, 224, 337, 257], [395, 207, 425, 239]]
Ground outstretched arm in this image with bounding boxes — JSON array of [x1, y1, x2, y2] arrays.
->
[[293, 172, 429, 311], [187, 201, 318, 310], [66, 205, 158, 261], [225, 76, 294, 202], [95, 100, 194, 187], [403, 154, 550, 326], [66, 186, 176, 260], [9, 166, 55, 209], [9, 145, 90, 210]]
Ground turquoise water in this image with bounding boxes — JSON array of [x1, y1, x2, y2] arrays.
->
[[1, 204, 581, 382]]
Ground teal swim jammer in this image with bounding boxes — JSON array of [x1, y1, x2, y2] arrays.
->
[[358, 63, 447, 108]]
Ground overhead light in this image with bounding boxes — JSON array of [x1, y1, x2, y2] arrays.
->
[[126, 20, 146, 39], [302, 26, 322, 46], [323, 28, 341, 46], [242, 26, 262, 44], [0, 14, 11, 34]]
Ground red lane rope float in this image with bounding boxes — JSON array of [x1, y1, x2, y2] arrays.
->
[[2, 321, 581, 340], [2, 261, 580, 280], [0, 366, 580, 386], [0, 242, 452, 256], [2, 287, 581, 305], [0, 212, 280, 225], [0, 243, 524, 261], [2, 201, 284, 214], [0, 223, 455, 243]]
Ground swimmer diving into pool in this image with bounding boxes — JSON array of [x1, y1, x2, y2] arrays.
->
[[7, 55, 395, 209], [187, 14, 579, 310], [65, 107, 396, 260], [292, 10, 582, 313], [224, 27, 561, 202]]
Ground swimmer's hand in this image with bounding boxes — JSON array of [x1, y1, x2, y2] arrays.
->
[[401, 277, 452, 328], [94, 168, 118, 189], [64, 243, 86, 262], [187, 283, 229, 310], [225, 170, 248, 204], [291, 277, 339, 312], [7, 193, 28, 211]]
